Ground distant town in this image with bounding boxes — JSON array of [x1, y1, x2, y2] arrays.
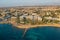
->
[[0, 6, 60, 27]]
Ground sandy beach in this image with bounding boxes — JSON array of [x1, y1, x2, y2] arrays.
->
[[12, 23, 60, 29], [1, 21, 60, 29]]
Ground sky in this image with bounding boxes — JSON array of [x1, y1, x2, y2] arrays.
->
[[0, 0, 60, 7]]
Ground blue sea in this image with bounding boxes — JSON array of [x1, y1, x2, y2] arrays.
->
[[0, 24, 60, 40]]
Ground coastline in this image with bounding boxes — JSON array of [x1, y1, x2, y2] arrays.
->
[[0, 22, 60, 29], [14, 23, 60, 29]]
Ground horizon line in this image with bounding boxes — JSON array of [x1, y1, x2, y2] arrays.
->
[[0, 5, 60, 8]]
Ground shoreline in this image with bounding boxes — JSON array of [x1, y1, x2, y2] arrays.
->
[[14, 23, 60, 29], [0, 23, 60, 29]]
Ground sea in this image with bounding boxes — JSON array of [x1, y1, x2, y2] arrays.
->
[[0, 24, 60, 40]]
